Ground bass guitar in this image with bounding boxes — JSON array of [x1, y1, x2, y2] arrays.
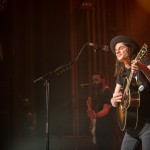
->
[[118, 43, 148, 131], [86, 97, 96, 144]]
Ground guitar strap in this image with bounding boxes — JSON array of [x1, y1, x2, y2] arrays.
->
[[136, 72, 144, 92], [124, 68, 140, 90]]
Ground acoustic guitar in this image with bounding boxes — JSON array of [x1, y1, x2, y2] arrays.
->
[[118, 43, 148, 131]]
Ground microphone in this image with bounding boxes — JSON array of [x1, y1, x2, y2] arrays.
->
[[80, 83, 93, 88], [88, 42, 109, 52]]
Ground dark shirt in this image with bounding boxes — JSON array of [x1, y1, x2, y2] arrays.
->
[[90, 86, 115, 134], [116, 57, 150, 134], [90, 87, 112, 112], [90, 86, 118, 149]]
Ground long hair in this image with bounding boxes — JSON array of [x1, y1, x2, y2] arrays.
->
[[114, 43, 139, 77]]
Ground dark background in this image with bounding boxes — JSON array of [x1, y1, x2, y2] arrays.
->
[[0, 0, 150, 149]]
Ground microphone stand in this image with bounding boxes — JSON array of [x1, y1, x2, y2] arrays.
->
[[33, 42, 90, 150], [45, 79, 49, 150]]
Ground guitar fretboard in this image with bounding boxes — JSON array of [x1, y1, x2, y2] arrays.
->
[[124, 43, 148, 95]]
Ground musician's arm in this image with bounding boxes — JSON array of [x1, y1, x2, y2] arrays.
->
[[111, 83, 123, 107], [96, 104, 111, 118], [132, 60, 150, 82], [140, 64, 150, 81], [114, 83, 122, 93]]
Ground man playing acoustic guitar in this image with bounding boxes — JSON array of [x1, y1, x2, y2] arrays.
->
[[110, 35, 150, 150]]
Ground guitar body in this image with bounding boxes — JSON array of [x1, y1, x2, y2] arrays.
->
[[118, 77, 140, 131]]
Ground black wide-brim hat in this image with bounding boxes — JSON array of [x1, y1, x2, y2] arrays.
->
[[110, 35, 140, 54]]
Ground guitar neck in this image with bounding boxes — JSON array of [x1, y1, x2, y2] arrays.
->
[[124, 70, 134, 94], [124, 43, 148, 94]]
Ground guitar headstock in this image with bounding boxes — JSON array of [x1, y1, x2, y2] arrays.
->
[[136, 43, 148, 61]]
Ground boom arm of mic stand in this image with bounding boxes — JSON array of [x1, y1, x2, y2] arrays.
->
[[33, 61, 75, 83], [33, 42, 90, 83]]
